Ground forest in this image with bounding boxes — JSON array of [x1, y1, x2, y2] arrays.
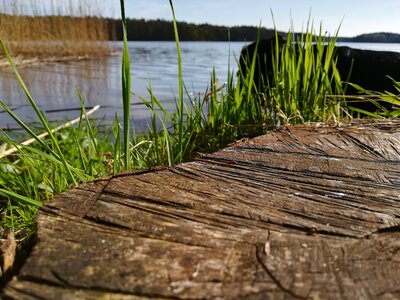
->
[[112, 19, 400, 42], [337, 32, 400, 43], [112, 18, 277, 41]]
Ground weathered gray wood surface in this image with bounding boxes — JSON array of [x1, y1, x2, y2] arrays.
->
[[4, 120, 400, 299]]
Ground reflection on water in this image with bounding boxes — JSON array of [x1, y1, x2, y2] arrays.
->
[[1, 41, 400, 132], [0, 41, 246, 132]]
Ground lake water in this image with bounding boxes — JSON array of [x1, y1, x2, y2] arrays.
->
[[1, 41, 400, 132], [0, 41, 245, 132]]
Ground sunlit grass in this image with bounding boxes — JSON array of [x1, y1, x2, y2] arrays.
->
[[119, 0, 132, 170], [344, 80, 400, 117], [0, 120, 114, 239], [239, 20, 348, 124]]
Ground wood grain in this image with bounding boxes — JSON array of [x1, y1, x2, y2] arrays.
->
[[4, 120, 400, 299]]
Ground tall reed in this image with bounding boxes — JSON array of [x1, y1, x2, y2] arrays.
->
[[119, 0, 131, 170], [168, 0, 185, 163], [0, 0, 115, 58]]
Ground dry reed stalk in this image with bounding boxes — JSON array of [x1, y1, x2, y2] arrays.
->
[[0, 105, 101, 159], [0, 0, 116, 59]]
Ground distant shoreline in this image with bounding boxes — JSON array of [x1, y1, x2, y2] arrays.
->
[[1, 14, 399, 43], [112, 18, 400, 43]]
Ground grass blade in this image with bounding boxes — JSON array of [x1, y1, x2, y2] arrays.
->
[[0, 40, 77, 186], [0, 189, 42, 207], [168, 0, 184, 163], [120, 0, 131, 170]]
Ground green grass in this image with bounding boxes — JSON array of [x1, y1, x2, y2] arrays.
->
[[238, 20, 348, 124], [344, 80, 400, 117], [270, 26, 345, 123], [0, 120, 114, 238], [120, 0, 132, 170], [1, 0, 399, 242]]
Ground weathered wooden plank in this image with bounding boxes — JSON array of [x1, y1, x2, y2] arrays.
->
[[3, 120, 400, 299]]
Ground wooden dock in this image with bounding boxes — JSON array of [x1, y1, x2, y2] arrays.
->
[[3, 119, 400, 299]]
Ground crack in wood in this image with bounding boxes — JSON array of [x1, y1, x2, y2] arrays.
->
[[255, 243, 309, 299]]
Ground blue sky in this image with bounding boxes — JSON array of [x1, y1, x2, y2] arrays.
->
[[120, 0, 400, 37]]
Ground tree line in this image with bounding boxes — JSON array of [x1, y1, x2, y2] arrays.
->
[[337, 32, 400, 43], [112, 18, 277, 41], [111, 18, 400, 43]]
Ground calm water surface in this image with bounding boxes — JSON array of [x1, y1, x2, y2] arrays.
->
[[1, 41, 400, 131], [0, 41, 245, 131]]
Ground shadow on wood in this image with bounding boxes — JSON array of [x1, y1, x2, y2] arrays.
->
[[3, 119, 400, 299]]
